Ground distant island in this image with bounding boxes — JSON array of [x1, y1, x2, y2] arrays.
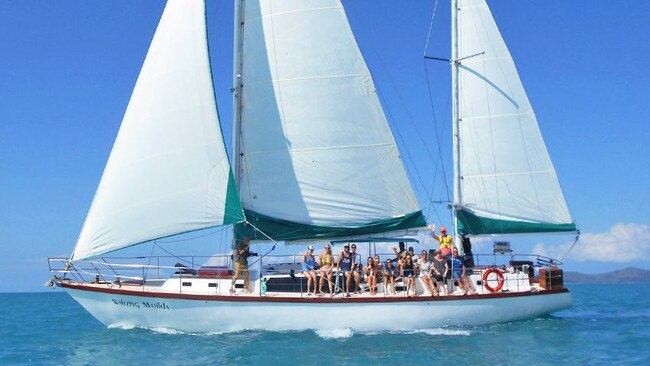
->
[[564, 267, 650, 284]]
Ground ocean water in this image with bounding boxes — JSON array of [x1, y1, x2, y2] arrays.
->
[[1, 284, 649, 365]]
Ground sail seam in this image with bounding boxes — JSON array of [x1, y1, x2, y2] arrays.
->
[[248, 6, 341, 21], [244, 73, 369, 86], [241, 142, 394, 156], [463, 170, 554, 179], [461, 112, 534, 121]]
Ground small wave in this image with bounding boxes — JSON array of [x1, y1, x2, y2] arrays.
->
[[313, 327, 470, 339], [149, 327, 185, 335], [314, 328, 354, 339], [107, 324, 469, 338], [110, 324, 262, 337], [108, 324, 183, 334], [107, 323, 136, 330], [364, 328, 471, 336], [410, 328, 471, 336]]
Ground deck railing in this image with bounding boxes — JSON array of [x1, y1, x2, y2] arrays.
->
[[48, 252, 564, 296]]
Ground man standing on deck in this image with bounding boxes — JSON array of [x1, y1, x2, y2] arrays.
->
[[432, 226, 453, 257], [231, 236, 252, 294]]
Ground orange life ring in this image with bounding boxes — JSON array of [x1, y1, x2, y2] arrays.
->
[[482, 268, 505, 293]]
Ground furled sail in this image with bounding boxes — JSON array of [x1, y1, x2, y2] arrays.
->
[[235, 0, 425, 241], [73, 0, 243, 260], [455, 0, 575, 235]]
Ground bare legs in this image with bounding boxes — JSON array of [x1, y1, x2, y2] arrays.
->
[[304, 270, 317, 295], [230, 262, 249, 294], [344, 272, 352, 297], [384, 275, 396, 295], [421, 275, 437, 296], [318, 268, 333, 297], [367, 275, 376, 295], [405, 275, 415, 296], [353, 270, 361, 294]]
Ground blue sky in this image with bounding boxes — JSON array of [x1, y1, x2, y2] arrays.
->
[[1, 1, 649, 292]]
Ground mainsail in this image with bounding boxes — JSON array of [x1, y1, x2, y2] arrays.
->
[[73, 0, 243, 260], [454, 0, 575, 235], [234, 0, 425, 241]]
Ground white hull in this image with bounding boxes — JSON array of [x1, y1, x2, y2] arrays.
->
[[63, 284, 572, 332]]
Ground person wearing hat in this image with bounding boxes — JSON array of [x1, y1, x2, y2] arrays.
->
[[432, 226, 453, 257], [231, 236, 252, 294], [336, 243, 354, 297], [302, 245, 318, 296]]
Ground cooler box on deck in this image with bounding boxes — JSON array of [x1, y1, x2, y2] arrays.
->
[[198, 266, 232, 279], [538, 268, 564, 289]]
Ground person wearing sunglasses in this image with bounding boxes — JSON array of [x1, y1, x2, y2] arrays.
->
[[418, 250, 436, 296], [364, 257, 377, 295], [382, 259, 398, 295], [302, 245, 317, 296], [449, 248, 476, 295], [318, 245, 334, 297], [337, 244, 354, 297]]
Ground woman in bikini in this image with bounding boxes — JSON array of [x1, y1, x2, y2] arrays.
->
[[317, 244, 334, 297]]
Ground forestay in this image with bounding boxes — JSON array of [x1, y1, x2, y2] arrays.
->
[[235, 0, 425, 240], [455, 0, 575, 235], [73, 0, 243, 260]]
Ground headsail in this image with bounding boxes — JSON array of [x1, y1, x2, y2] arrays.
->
[[73, 0, 244, 260], [455, 0, 575, 235], [234, 0, 425, 241]]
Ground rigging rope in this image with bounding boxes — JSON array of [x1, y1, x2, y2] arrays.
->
[[154, 243, 195, 266], [560, 230, 581, 262], [422, 0, 453, 225], [244, 220, 279, 267], [423, 0, 441, 57], [347, 3, 454, 210]]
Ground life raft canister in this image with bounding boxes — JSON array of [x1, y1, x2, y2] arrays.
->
[[482, 267, 505, 292]]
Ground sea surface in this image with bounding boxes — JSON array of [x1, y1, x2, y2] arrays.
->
[[1, 284, 649, 365]]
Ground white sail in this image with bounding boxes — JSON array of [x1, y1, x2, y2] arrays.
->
[[455, 0, 574, 234], [235, 0, 424, 240], [73, 0, 243, 260]]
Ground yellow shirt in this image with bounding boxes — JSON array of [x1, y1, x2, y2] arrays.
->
[[436, 235, 452, 250]]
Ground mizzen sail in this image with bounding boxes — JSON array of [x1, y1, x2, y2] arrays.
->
[[455, 0, 575, 235], [73, 0, 243, 260]]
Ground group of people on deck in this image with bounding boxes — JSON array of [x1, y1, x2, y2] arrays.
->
[[300, 226, 476, 298]]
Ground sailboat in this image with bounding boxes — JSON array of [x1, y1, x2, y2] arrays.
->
[[48, 0, 577, 332]]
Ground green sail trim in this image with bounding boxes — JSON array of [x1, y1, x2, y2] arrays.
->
[[457, 208, 576, 235], [235, 210, 427, 242], [223, 171, 245, 225]]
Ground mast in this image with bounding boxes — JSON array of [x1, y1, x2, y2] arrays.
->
[[451, 0, 462, 248], [231, 0, 245, 246], [232, 0, 244, 189]]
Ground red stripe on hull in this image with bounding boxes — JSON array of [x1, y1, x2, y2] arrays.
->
[[60, 281, 569, 304]]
